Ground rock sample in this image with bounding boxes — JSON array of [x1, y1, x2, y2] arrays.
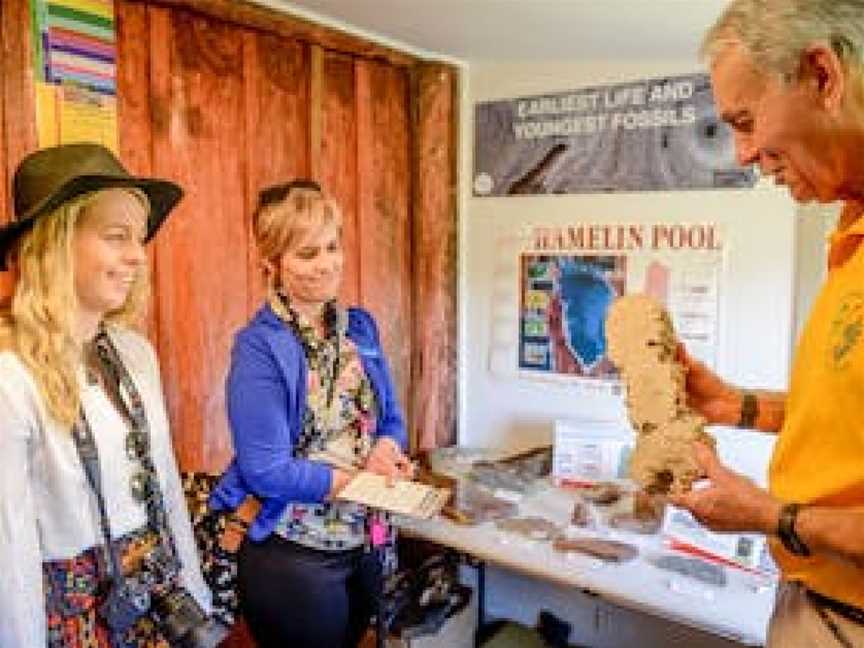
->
[[605, 294, 714, 494], [553, 537, 639, 563]]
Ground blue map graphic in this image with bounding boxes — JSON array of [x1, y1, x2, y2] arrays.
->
[[558, 259, 616, 371]]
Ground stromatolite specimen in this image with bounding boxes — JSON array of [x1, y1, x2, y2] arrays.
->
[[495, 516, 563, 541], [605, 294, 714, 494]]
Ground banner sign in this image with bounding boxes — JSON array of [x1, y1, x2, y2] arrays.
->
[[474, 72, 755, 196]]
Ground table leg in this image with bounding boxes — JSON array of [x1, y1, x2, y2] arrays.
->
[[475, 559, 486, 647]]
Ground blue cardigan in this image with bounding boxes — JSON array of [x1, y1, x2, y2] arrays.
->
[[209, 303, 407, 541]]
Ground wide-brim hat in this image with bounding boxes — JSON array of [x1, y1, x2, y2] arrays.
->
[[0, 143, 182, 270]]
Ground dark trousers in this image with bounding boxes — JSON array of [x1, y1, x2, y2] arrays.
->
[[238, 534, 381, 648]]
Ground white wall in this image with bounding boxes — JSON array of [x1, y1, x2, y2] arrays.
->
[[793, 203, 840, 342], [459, 60, 797, 452]]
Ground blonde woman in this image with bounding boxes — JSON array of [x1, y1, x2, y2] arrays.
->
[[0, 144, 217, 647], [210, 180, 412, 647]]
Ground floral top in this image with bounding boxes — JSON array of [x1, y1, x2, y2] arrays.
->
[[270, 294, 379, 551]]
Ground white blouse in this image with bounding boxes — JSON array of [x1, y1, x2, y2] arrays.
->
[[0, 327, 210, 647]]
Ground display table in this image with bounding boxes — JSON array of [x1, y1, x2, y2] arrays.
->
[[397, 482, 776, 647]]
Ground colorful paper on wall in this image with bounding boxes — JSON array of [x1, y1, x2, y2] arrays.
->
[[44, 0, 116, 93], [36, 82, 60, 147], [31, 0, 118, 153], [59, 85, 118, 149]]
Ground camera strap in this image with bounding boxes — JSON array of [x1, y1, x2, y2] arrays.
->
[[72, 413, 127, 588], [73, 327, 181, 579]]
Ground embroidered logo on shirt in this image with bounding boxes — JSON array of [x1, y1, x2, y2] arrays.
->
[[827, 292, 864, 370]]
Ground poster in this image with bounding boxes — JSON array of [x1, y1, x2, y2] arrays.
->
[[519, 254, 625, 378], [31, 0, 118, 153], [474, 72, 755, 196], [513, 222, 723, 388]]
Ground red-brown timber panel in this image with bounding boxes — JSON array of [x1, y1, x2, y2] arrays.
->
[[0, 0, 8, 302], [148, 6, 249, 472], [242, 30, 310, 312], [117, 1, 155, 177], [356, 60, 413, 430], [116, 0, 159, 341], [130, 0, 415, 68], [411, 65, 458, 450], [1, 0, 36, 188], [1, 0, 36, 299], [319, 52, 359, 306], [0, 0, 6, 225], [0, 0, 7, 295]]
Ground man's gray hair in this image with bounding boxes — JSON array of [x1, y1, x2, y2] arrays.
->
[[701, 0, 864, 81]]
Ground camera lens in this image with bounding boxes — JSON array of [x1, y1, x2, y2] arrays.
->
[[154, 588, 228, 648]]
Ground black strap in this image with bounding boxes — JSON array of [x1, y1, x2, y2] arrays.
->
[[94, 329, 180, 569], [74, 328, 181, 579], [72, 414, 126, 587], [322, 300, 345, 408], [808, 588, 864, 626]]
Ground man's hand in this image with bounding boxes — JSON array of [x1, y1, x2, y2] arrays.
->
[[678, 345, 740, 426], [670, 442, 781, 535]]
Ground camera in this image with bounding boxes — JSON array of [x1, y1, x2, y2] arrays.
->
[[152, 585, 229, 648], [99, 575, 153, 636], [100, 544, 228, 648]]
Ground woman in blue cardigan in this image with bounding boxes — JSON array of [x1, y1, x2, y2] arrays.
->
[[210, 180, 412, 647]]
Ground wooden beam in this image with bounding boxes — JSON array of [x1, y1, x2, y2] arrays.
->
[[241, 30, 311, 313], [0, 0, 37, 298], [0, 0, 9, 300], [0, 0, 7, 229], [116, 0, 159, 340], [148, 6, 251, 472], [2, 0, 37, 196], [128, 0, 418, 68], [356, 60, 414, 433], [318, 51, 359, 306], [309, 44, 324, 178], [410, 62, 459, 450]]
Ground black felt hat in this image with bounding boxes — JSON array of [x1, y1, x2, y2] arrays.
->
[[0, 143, 182, 270]]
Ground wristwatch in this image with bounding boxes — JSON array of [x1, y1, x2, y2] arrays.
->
[[737, 390, 759, 428], [777, 502, 811, 557]]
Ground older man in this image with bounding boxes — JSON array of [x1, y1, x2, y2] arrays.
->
[[671, 1, 864, 646]]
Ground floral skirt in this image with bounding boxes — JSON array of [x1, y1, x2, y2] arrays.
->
[[42, 528, 168, 648]]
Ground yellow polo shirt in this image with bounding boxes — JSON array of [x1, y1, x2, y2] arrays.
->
[[769, 203, 864, 609]]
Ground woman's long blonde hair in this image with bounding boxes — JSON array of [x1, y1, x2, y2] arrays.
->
[[0, 188, 151, 429]]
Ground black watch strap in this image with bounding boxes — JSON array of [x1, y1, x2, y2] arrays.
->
[[738, 391, 758, 428], [778, 502, 811, 557]]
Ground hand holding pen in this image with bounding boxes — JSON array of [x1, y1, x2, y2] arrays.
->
[[365, 436, 415, 483]]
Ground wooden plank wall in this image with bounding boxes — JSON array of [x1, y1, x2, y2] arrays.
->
[[318, 50, 359, 305], [356, 60, 413, 416], [0, 0, 457, 471], [0, 0, 38, 298], [412, 63, 459, 449], [0, 0, 6, 298]]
